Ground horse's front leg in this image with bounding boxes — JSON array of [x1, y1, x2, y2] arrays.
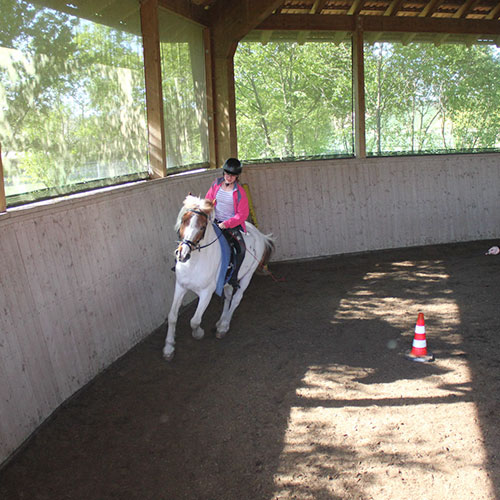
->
[[163, 282, 188, 361], [216, 274, 252, 339], [216, 285, 233, 334], [190, 288, 214, 340]]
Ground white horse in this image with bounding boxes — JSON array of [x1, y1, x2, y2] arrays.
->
[[163, 195, 275, 361]]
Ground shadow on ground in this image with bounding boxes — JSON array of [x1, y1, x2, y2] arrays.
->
[[0, 240, 498, 500]]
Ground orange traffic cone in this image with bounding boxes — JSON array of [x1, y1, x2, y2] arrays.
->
[[405, 312, 434, 362]]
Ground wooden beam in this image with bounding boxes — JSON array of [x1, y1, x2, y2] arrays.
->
[[258, 13, 500, 36], [485, 3, 500, 20], [298, 0, 330, 45], [435, 0, 479, 45], [419, 0, 443, 18], [0, 142, 6, 213], [454, 0, 479, 19], [210, 0, 285, 56], [210, 44, 238, 164], [310, 0, 328, 15], [384, 0, 405, 17], [158, 0, 209, 26], [352, 19, 366, 159], [259, 13, 355, 32], [204, 28, 217, 169], [141, 0, 167, 178], [209, 0, 285, 165], [347, 0, 365, 16]]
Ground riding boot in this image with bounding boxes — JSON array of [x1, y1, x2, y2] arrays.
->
[[228, 249, 244, 289]]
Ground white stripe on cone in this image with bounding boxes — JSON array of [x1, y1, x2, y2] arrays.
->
[[412, 339, 427, 348]]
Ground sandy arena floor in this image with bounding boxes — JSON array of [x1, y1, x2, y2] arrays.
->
[[1, 239, 499, 500]]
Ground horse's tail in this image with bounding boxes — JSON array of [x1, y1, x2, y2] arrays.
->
[[258, 233, 275, 270]]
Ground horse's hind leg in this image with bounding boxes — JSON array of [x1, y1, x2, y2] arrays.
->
[[216, 273, 253, 339], [190, 289, 213, 340], [163, 282, 187, 361]]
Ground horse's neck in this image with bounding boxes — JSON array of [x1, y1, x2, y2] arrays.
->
[[203, 221, 218, 248]]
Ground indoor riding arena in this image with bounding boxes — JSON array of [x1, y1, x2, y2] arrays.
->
[[1, 1, 499, 500]]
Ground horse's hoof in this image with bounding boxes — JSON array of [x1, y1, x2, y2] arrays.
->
[[192, 327, 205, 340], [163, 350, 175, 361], [215, 330, 227, 339]]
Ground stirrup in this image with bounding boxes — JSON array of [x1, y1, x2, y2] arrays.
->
[[228, 275, 240, 289]]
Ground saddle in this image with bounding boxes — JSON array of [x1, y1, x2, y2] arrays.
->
[[213, 224, 246, 295]]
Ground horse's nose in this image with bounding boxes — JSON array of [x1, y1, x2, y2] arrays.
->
[[175, 246, 191, 263]]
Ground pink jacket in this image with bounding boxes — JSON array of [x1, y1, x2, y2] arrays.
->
[[206, 178, 249, 232]]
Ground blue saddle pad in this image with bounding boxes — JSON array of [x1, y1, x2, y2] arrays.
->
[[213, 223, 233, 296]]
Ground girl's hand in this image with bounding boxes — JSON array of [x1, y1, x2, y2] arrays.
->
[[218, 222, 226, 229]]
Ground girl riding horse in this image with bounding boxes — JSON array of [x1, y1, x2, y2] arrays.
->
[[205, 158, 248, 289]]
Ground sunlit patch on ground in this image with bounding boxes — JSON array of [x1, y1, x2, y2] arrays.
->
[[272, 259, 495, 500]]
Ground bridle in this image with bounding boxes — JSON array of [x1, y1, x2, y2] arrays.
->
[[176, 208, 222, 260], [178, 209, 208, 252]]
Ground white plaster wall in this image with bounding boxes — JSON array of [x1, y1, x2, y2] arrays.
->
[[0, 154, 499, 466]]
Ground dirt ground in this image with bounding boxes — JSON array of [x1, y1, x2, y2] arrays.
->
[[1, 239, 499, 500]]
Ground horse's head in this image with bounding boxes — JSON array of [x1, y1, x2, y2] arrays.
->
[[175, 195, 215, 263]]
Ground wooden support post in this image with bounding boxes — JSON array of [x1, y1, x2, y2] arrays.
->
[[141, 0, 167, 178], [210, 37, 238, 166], [209, 0, 284, 165], [352, 17, 366, 159], [204, 28, 217, 169], [0, 142, 6, 212]]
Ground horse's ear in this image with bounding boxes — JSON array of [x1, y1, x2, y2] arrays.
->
[[206, 199, 215, 208]]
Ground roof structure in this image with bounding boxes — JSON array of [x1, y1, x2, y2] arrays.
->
[[251, 0, 500, 45], [169, 0, 500, 45], [25, 0, 500, 171], [36, 1, 500, 45], [190, 0, 499, 19]]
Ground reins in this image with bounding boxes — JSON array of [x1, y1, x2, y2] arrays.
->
[[178, 209, 222, 253], [197, 228, 223, 250], [178, 206, 285, 282]]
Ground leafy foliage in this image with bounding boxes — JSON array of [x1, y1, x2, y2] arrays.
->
[[235, 40, 500, 161], [235, 42, 353, 161], [0, 0, 147, 199], [2, 2, 500, 203]]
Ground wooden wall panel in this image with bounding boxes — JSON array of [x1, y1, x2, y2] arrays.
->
[[0, 171, 214, 465], [244, 154, 500, 261], [1, 155, 499, 466]]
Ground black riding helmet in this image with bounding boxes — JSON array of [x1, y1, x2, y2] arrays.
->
[[223, 158, 242, 176]]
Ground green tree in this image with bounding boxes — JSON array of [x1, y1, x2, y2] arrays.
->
[[0, 0, 147, 197], [364, 41, 500, 155], [235, 41, 353, 161]]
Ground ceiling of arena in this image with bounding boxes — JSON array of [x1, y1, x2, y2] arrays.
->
[[184, 0, 500, 45], [32, 1, 500, 46]]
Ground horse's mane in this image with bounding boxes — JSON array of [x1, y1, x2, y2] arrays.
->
[[175, 195, 214, 232]]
